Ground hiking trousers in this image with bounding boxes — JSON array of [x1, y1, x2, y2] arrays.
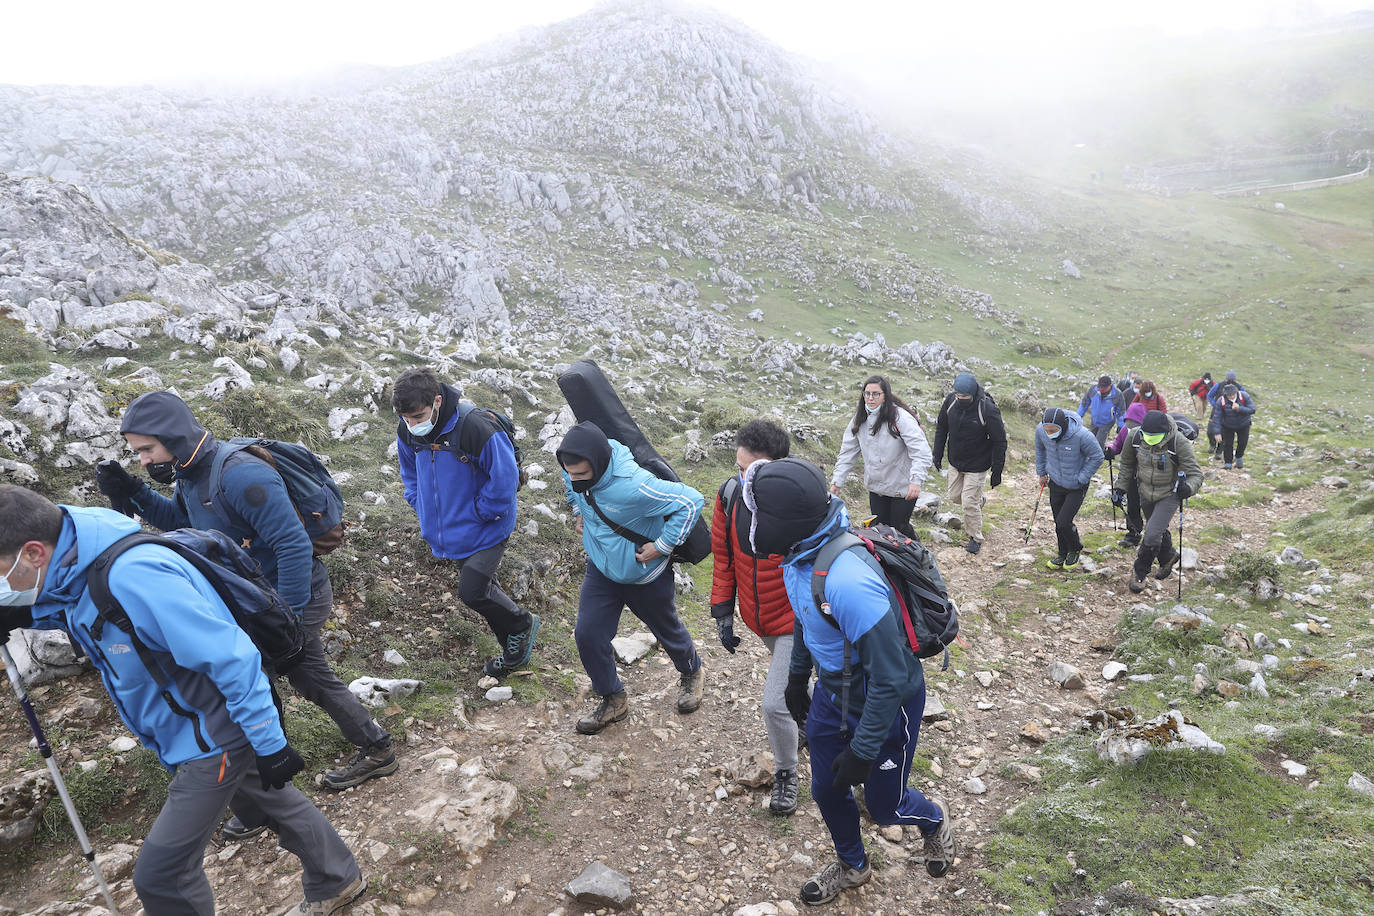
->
[[1134, 493, 1180, 577], [1048, 482, 1087, 557], [1088, 424, 1113, 449], [946, 468, 987, 542], [456, 538, 532, 642], [806, 684, 943, 870], [133, 745, 359, 915], [867, 492, 917, 538], [1221, 426, 1250, 465], [576, 562, 700, 698], [760, 634, 800, 772], [1124, 483, 1143, 536]]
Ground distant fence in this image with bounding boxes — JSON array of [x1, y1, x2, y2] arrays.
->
[[1212, 163, 1372, 197]]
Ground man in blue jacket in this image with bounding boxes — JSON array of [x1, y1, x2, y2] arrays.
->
[[1035, 407, 1104, 570], [1078, 375, 1125, 449], [0, 485, 364, 916], [93, 391, 394, 818], [556, 421, 705, 735], [742, 458, 954, 906], [393, 368, 537, 679]]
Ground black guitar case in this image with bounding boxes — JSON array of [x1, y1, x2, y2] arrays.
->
[[557, 359, 711, 564]]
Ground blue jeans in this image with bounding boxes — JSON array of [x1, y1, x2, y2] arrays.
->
[[806, 684, 943, 869], [576, 562, 700, 697]]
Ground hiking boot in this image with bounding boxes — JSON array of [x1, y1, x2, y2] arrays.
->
[[964, 538, 982, 555], [220, 816, 267, 842], [677, 665, 705, 714], [576, 690, 628, 735], [482, 614, 540, 679], [1223, 462, 1233, 470], [323, 742, 398, 791], [770, 768, 799, 816], [800, 858, 871, 906], [1063, 550, 1080, 569], [922, 797, 956, 877], [1128, 574, 1147, 593], [1154, 549, 1179, 580], [1119, 531, 1141, 549], [1234, 458, 1244, 470], [279, 873, 366, 915], [1045, 554, 1066, 570]]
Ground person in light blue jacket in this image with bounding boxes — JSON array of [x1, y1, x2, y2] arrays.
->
[[557, 421, 705, 735], [1034, 407, 1104, 570], [0, 486, 363, 916]]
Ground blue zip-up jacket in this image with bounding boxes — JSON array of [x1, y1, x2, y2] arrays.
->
[[782, 500, 926, 761], [1035, 411, 1104, 489], [1077, 385, 1125, 430], [29, 506, 286, 769], [563, 439, 704, 585], [397, 389, 519, 560]]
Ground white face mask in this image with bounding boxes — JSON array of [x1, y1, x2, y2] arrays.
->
[[0, 552, 39, 607]]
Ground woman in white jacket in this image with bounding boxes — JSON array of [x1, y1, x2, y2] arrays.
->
[[829, 375, 933, 537]]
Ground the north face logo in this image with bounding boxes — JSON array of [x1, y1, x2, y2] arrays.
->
[[878, 759, 898, 771]]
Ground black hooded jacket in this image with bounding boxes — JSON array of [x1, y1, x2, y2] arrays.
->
[[932, 382, 1007, 477]]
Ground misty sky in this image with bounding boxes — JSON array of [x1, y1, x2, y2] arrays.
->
[[3, 0, 1369, 94]]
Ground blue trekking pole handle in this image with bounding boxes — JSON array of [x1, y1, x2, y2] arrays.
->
[[1, 643, 122, 914]]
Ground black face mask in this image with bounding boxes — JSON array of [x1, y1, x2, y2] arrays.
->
[[146, 461, 176, 485], [570, 478, 594, 494]]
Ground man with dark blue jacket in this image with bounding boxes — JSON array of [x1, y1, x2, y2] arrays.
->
[[1035, 408, 1104, 570], [93, 391, 395, 814], [0, 485, 365, 916], [743, 458, 953, 907], [393, 367, 537, 678]]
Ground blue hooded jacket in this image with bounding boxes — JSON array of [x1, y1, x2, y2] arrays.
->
[[29, 506, 286, 768], [1077, 384, 1125, 430], [780, 499, 926, 762], [397, 385, 520, 560], [563, 438, 704, 585], [1035, 409, 1104, 489]]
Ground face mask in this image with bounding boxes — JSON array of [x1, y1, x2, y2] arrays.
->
[[406, 399, 440, 437], [1042, 424, 1062, 440], [570, 478, 594, 494], [954, 394, 972, 405], [865, 404, 879, 415], [146, 461, 177, 485], [1142, 432, 1167, 447], [0, 552, 39, 607]]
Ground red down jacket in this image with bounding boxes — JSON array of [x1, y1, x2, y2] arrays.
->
[[709, 488, 794, 637]]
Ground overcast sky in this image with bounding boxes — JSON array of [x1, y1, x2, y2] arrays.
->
[[3, 0, 1368, 90]]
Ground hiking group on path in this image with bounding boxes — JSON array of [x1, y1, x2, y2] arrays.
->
[[0, 364, 1256, 913]]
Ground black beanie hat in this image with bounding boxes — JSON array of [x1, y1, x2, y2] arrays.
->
[[1141, 410, 1170, 435], [1097, 375, 1113, 389], [747, 458, 831, 557]]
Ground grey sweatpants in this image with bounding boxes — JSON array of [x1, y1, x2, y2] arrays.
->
[[760, 634, 799, 772], [133, 745, 359, 915]]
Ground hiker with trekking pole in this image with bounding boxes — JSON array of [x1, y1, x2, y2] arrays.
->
[[1104, 403, 1147, 548], [1033, 408, 1103, 570], [1112, 411, 1203, 594], [0, 484, 365, 915]]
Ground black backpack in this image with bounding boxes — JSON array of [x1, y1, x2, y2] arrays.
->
[[207, 439, 346, 555], [444, 403, 528, 490], [86, 530, 305, 703], [1167, 413, 1200, 441]]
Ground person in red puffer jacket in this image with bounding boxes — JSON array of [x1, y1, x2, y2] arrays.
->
[[1132, 379, 1168, 414], [710, 419, 801, 816]]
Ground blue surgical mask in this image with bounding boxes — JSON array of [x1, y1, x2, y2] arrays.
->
[[0, 553, 38, 607], [406, 417, 434, 437], [865, 404, 879, 415]]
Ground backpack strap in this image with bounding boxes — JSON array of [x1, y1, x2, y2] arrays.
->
[[583, 490, 653, 547], [205, 441, 260, 534], [810, 531, 869, 741], [718, 476, 741, 558], [86, 533, 177, 690]]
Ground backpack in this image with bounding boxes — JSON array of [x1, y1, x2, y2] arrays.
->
[[86, 530, 305, 693], [208, 439, 345, 555], [1168, 413, 1199, 441], [442, 403, 528, 490], [719, 476, 742, 556]]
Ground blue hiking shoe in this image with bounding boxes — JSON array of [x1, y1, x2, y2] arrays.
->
[[484, 614, 540, 679]]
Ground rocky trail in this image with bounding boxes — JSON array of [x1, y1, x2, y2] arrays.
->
[[2, 454, 1324, 916]]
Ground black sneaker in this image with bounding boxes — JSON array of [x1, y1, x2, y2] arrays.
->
[[323, 742, 398, 791], [1045, 554, 1066, 570], [576, 690, 628, 735], [964, 539, 982, 555], [220, 816, 267, 842], [922, 797, 956, 877], [1063, 550, 1080, 569], [770, 768, 799, 816], [800, 858, 871, 906], [483, 614, 540, 679]]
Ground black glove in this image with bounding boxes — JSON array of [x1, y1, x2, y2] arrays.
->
[[95, 460, 141, 501], [0, 606, 34, 641], [715, 616, 741, 654], [989, 470, 1002, 489], [933, 460, 943, 473], [1174, 474, 1192, 500], [1111, 489, 1126, 509], [831, 746, 875, 788], [1103, 446, 1116, 460], [256, 745, 305, 790], [784, 672, 811, 727]]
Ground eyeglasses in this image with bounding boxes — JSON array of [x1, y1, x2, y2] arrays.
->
[[863, 391, 884, 400]]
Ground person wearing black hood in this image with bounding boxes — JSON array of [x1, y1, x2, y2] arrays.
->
[[1114, 410, 1203, 592], [557, 421, 706, 735], [94, 391, 396, 823], [746, 458, 954, 906], [932, 372, 1007, 555]]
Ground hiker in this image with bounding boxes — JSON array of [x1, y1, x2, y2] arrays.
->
[[1116, 371, 1141, 396], [745, 459, 954, 906], [1188, 372, 1213, 418], [1208, 372, 1256, 470], [392, 367, 537, 679], [709, 419, 801, 815], [1132, 379, 1167, 414], [1034, 408, 1104, 570], [1114, 411, 1203, 592], [932, 372, 1007, 555], [0, 485, 366, 916], [830, 375, 932, 538], [94, 391, 396, 818], [1077, 375, 1125, 449], [557, 421, 706, 735], [1104, 402, 1147, 548]]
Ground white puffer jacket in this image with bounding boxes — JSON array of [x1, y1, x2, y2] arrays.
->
[[831, 406, 933, 498]]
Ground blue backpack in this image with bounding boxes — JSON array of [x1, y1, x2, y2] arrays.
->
[[207, 439, 346, 554]]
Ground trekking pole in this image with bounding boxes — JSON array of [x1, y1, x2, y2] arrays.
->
[[1107, 457, 1119, 531], [1, 643, 121, 915], [1023, 482, 1046, 544], [1177, 492, 1186, 601]]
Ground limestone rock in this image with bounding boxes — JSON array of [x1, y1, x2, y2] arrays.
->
[[348, 677, 422, 708], [1095, 710, 1225, 765], [566, 860, 633, 909], [403, 757, 519, 860], [0, 770, 54, 847], [612, 631, 657, 664], [1051, 661, 1085, 690]]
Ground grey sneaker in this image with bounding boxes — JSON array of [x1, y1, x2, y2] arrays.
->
[[323, 743, 398, 791], [800, 858, 871, 906], [922, 797, 956, 877], [279, 873, 366, 915], [483, 614, 540, 679], [769, 768, 799, 816], [220, 815, 267, 842], [676, 665, 704, 714], [576, 690, 628, 735]]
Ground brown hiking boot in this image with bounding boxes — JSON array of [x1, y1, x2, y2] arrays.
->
[[576, 690, 628, 735], [676, 665, 705, 714]]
